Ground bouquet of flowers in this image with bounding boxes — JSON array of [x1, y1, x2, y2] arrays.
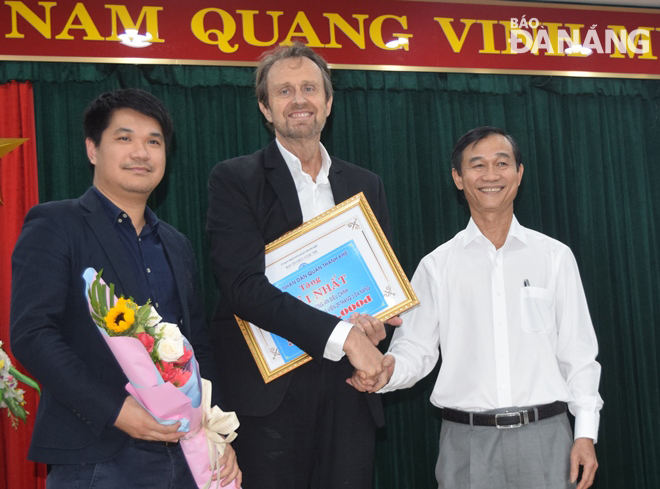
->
[[84, 268, 239, 489], [0, 340, 40, 428]]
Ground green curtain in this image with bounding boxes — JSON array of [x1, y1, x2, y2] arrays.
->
[[1, 61, 658, 489]]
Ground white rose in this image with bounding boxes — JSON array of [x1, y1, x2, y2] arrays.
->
[[0, 346, 11, 375], [157, 337, 184, 362], [146, 308, 163, 328], [155, 322, 183, 341]]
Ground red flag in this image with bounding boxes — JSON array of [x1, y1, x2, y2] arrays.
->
[[0, 81, 46, 489]]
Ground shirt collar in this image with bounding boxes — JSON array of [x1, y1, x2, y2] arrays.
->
[[92, 186, 159, 235], [507, 215, 527, 245], [143, 206, 160, 235], [276, 139, 332, 185], [461, 214, 527, 248], [462, 218, 483, 246]]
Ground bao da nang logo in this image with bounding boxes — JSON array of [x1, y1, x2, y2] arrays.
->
[[509, 16, 651, 56]]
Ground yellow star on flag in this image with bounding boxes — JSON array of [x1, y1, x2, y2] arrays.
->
[[0, 138, 29, 205]]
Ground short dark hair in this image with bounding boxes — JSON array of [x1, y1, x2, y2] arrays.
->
[[83, 88, 173, 149], [451, 126, 522, 176], [255, 42, 333, 110]]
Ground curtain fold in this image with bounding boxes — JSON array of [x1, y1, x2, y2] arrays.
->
[[0, 61, 657, 488], [4, 61, 660, 98], [0, 81, 46, 489]]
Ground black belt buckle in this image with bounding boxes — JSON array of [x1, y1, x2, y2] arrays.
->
[[494, 409, 529, 429]]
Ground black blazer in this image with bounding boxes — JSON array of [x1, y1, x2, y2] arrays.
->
[[207, 141, 392, 423], [10, 188, 216, 464]]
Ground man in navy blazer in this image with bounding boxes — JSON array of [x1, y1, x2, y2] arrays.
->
[[207, 43, 399, 489], [11, 89, 240, 488]]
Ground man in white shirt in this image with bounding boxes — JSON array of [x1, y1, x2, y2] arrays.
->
[[353, 127, 602, 489], [206, 43, 400, 489]]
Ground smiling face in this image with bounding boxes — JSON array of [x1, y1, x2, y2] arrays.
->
[[87, 108, 166, 203], [452, 134, 524, 220], [258, 56, 332, 143]]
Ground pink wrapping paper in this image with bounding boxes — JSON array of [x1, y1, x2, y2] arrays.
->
[[84, 269, 237, 489]]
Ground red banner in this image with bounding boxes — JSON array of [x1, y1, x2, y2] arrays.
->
[[1, 0, 659, 78]]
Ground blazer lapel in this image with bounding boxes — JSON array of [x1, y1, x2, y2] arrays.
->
[[159, 225, 190, 325], [80, 188, 141, 297], [328, 157, 352, 205], [264, 140, 304, 229]]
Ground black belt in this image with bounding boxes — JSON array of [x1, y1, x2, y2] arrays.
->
[[442, 401, 566, 429]]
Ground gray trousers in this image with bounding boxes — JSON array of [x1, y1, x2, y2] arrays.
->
[[436, 412, 577, 489]]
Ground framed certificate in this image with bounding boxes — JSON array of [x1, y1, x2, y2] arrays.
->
[[236, 192, 419, 383]]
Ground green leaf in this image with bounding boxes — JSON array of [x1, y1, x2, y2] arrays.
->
[[8, 367, 41, 394], [90, 281, 99, 310], [88, 283, 99, 314], [96, 280, 108, 316], [109, 282, 115, 308], [136, 304, 151, 323], [90, 271, 102, 307], [1, 392, 26, 422], [90, 311, 104, 324]]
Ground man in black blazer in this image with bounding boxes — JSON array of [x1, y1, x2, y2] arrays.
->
[[207, 43, 399, 489], [10, 89, 239, 488]]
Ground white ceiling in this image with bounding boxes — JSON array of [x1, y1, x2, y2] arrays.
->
[[532, 0, 659, 7]]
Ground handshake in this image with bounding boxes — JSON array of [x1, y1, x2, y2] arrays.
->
[[343, 313, 401, 393]]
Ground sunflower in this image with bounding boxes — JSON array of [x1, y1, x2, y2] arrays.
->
[[104, 298, 136, 334]]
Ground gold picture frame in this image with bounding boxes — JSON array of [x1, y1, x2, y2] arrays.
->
[[236, 192, 419, 383]]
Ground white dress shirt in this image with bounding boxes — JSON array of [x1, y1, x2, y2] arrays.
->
[[380, 216, 603, 441], [276, 139, 352, 361]]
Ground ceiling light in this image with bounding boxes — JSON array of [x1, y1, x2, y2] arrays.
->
[[118, 30, 153, 48], [565, 44, 593, 56], [385, 38, 409, 49]]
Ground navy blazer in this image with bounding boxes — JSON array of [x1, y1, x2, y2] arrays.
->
[[207, 141, 392, 423], [10, 188, 216, 464]]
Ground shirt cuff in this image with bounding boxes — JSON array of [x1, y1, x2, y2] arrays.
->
[[573, 410, 600, 443], [322, 321, 352, 361]]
